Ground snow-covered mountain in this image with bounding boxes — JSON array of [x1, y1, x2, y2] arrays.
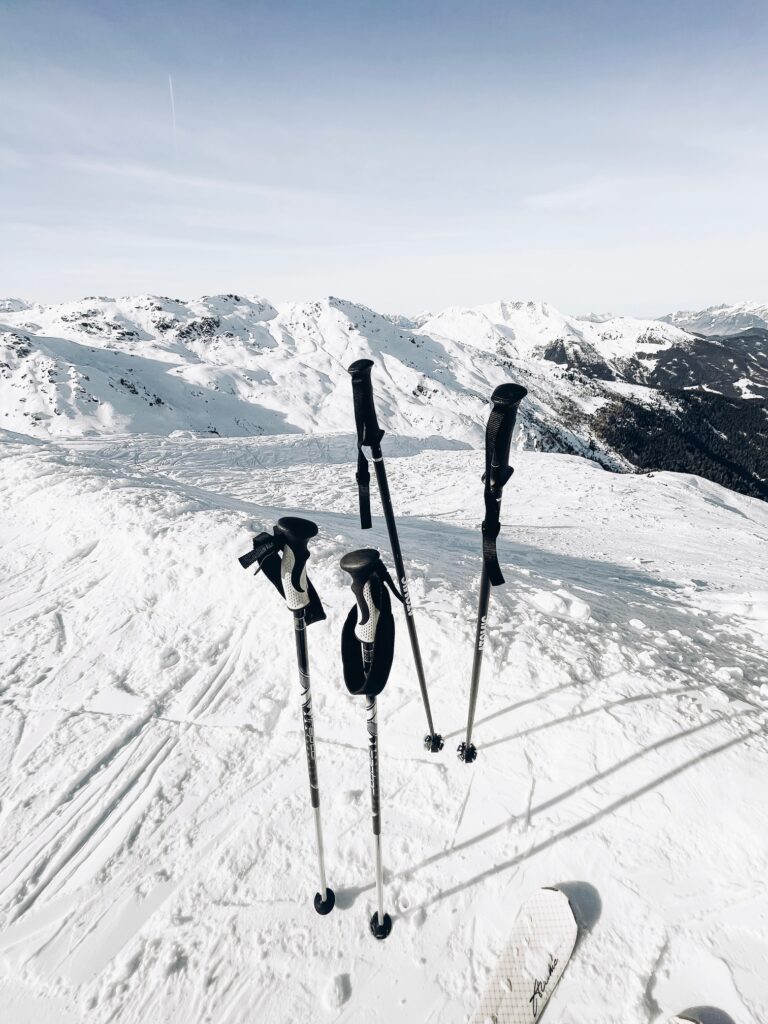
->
[[422, 299, 691, 363], [660, 302, 768, 336], [0, 298, 31, 313], [2, 293, 766, 499], [0, 293, 656, 454]]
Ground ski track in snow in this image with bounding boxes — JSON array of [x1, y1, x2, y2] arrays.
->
[[1, 432, 767, 1023]]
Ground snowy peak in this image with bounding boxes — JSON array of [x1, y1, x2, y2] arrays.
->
[[382, 310, 434, 330], [660, 302, 768, 336], [575, 311, 620, 323], [0, 298, 31, 313], [422, 300, 559, 355], [422, 298, 691, 364]]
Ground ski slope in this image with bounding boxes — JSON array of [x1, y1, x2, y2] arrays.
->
[[1, 430, 767, 1023]]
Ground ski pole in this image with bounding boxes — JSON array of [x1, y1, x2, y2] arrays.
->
[[347, 358, 443, 754], [459, 383, 527, 764], [340, 547, 399, 940], [239, 516, 335, 915]]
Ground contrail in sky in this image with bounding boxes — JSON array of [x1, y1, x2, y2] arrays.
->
[[168, 73, 177, 151]]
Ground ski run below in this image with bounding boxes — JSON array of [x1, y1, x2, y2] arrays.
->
[[1, 429, 767, 1024]]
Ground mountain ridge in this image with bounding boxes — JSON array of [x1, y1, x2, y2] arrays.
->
[[660, 301, 768, 336], [2, 292, 766, 499]]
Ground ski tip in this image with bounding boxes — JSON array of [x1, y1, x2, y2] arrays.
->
[[469, 887, 579, 1024], [369, 911, 392, 940], [539, 887, 580, 936], [457, 741, 477, 764], [314, 888, 336, 916], [424, 733, 444, 753]]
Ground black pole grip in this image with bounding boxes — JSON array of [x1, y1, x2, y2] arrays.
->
[[274, 516, 318, 592], [274, 516, 318, 546], [348, 359, 384, 448], [340, 547, 383, 627], [487, 383, 527, 495], [339, 547, 381, 587]]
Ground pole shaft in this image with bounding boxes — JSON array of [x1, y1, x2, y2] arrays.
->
[[374, 834, 384, 927], [464, 563, 492, 749], [371, 448, 436, 735], [365, 695, 384, 923], [293, 611, 327, 899], [313, 806, 327, 895], [366, 695, 380, 835]]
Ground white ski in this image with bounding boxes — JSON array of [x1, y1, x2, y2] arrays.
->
[[470, 887, 578, 1023]]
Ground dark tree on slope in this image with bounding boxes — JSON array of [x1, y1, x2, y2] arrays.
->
[[593, 391, 768, 501]]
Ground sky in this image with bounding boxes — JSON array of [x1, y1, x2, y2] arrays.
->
[[1, 0, 767, 316]]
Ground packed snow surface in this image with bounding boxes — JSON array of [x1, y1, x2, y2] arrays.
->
[[1, 430, 767, 1024]]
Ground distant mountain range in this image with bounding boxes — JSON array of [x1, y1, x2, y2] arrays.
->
[[660, 301, 768, 336], [1, 295, 766, 500]]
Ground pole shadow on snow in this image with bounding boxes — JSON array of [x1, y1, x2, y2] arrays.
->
[[441, 680, 583, 741], [441, 678, 721, 748], [479, 685, 701, 751], [329, 887, 367, 911], [397, 713, 765, 905], [423, 726, 764, 908], [331, 884, 399, 923]]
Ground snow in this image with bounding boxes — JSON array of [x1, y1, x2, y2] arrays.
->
[[1, 429, 767, 1023], [733, 376, 761, 399]]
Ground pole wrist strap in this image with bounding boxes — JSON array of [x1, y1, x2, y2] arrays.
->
[[351, 380, 384, 530], [341, 567, 402, 696], [481, 406, 515, 587]]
